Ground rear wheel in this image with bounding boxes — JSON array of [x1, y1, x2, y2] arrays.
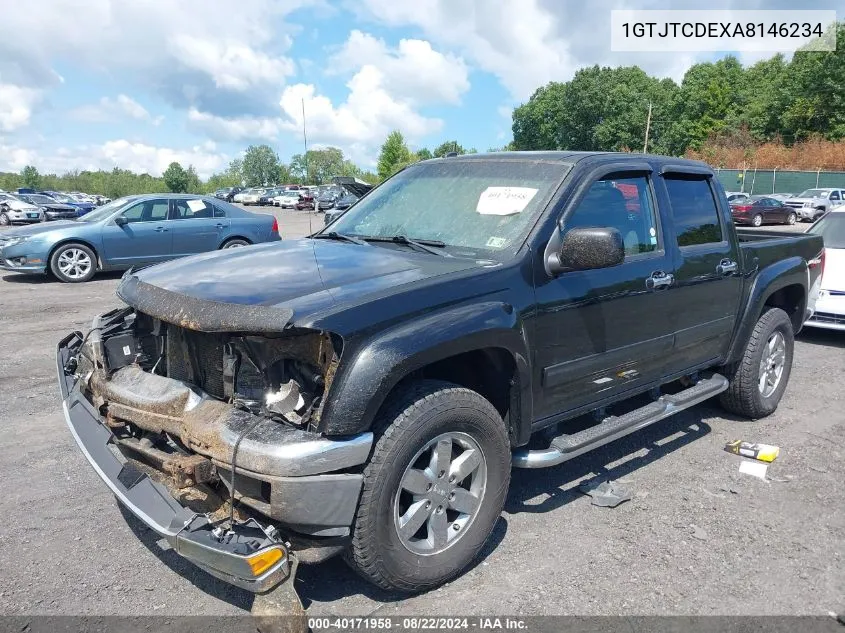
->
[[720, 307, 794, 419], [0, 212, 10, 226], [50, 243, 96, 283], [221, 238, 250, 249], [752, 214, 763, 227], [347, 380, 511, 593], [786, 212, 796, 225]]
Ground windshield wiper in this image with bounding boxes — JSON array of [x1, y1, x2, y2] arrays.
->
[[363, 235, 452, 257], [313, 231, 368, 246]]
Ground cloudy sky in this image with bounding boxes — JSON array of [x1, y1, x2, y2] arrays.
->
[[0, 0, 831, 178]]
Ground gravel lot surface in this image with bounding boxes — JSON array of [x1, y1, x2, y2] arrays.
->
[[0, 212, 842, 617]]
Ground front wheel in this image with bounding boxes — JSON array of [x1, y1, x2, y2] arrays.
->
[[786, 212, 796, 225], [347, 380, 511, 593], [752, 214, 763, 227], [719, 307, 794, 419], [0, 212, 10, 226], [50, 243, 97, 283]]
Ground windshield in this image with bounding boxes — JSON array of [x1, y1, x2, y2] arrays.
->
[[808, 213, 845, 249], [51, 194, 76, 203], [799, 189, 829, 198], [24, 194, 57, 205], [326, 159, 569, 256], [77, 197, 136, 222]]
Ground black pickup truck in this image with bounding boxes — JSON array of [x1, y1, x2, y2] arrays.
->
[[57, 152, 825, 604]]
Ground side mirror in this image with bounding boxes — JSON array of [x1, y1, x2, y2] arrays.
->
[[114, 216, 128, 227], [548, 227, 625, 275]]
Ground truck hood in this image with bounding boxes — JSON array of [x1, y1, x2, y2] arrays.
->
[[126, 238, 486, 328], [822, 248, 845, 292], [786, 197, 823, 205]]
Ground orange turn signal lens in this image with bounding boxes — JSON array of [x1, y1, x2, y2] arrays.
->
[[246, 547, 284, 576]]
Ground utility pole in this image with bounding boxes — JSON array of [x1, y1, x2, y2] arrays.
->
[[301, 98, 308, 185], [643, 102, 652, 154]]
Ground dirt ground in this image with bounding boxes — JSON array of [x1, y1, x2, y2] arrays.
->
[[0, 211, 842, 617]]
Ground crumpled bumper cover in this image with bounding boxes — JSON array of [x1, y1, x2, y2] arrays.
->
[[57, 331, 292, 593]]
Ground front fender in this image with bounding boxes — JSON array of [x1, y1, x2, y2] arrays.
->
[[726, 255, 808, 364], [317, 301, 532, 441]]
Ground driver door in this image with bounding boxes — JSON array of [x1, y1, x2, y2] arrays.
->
[[531, 166, 678, 420], [100, 198, 173, 267]]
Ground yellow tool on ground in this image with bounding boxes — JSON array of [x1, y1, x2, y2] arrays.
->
[[724, 440, 780, 462]]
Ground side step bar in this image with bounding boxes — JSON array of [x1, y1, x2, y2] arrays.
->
[[512, 374, 728, 469]]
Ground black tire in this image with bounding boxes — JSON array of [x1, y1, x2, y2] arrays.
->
[[719, 307, 794, 419], [0, 212, 9, 226], [786, 212, 796, 225], [752, 214, 763, 227], [221, 238, 251, 249], [347, 380, 511, 593], [49, 242, 97, 283]]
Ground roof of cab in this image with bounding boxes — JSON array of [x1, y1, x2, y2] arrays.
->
[[435, 150, 711, 169]]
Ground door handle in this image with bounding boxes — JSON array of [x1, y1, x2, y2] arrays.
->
[[717, 259, 738, 275], [646, 271, 674, 290], [216, 223, 225, 229], [154, 226, 168, 232]]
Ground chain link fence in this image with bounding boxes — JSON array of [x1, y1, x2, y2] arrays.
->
[[715, 169, 845, 195]]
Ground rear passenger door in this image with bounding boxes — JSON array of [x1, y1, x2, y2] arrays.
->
[[170, 198, 229, 256], [660, 169, 743, 370]]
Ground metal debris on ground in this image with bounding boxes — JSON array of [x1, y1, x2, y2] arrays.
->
[[724, 440, 780, 462], [578, 479, 633, 507], [738, 460, 769, 480]]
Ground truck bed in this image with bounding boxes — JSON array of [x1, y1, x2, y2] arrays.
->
[[736, 228, 824, 274]]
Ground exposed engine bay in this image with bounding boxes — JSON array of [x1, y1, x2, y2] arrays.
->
[[64, 306, 363, 540]]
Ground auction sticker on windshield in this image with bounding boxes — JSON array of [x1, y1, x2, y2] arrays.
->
[[476, 187, 538, 216], [187, 199, 207, 212]]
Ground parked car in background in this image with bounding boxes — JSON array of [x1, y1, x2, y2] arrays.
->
[[240, 188, 267, 206], [43, 192, 97, 216], [317, 191, 340, 211], [805, 209, 845, 330], [295, 190, 315, 210], [0, 194, 280, 283], [259, 188, 282, 206], [769, 193, 795, 202], [725, 191, 747, 202], [273, 192, 300, 208], [730, 195, 797, 226], [18, 194, 78, 221], [216, 186, 244, 203], [0, 192, 42, 225], [784, 188, 845, 222], [232, 188, 249, 203], [334, 192, 359, 211]]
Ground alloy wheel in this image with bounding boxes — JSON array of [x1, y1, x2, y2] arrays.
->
[[758, 331, 786, 397], [393, 432, 487, 556], [57, 248, 92, 280]]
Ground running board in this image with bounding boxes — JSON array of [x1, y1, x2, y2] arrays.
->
[[512, 374, 728, 469]]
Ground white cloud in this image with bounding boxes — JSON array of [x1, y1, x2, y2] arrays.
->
[[70, 94, 152, 123], [328, 30, 470, 105], [0, 0, 312, 118], [279, 66, 444, 165], [0, 139, 228, 179], [0, 84, 42, 132], [187, 108, 283, 142]]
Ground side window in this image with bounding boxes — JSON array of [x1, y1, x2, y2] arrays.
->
[[212, 202, 227, 218], [830, 191, 840, 201], [121, 200, 168, 223], [565, 173, 659, 257], [663, 176, 723, 247], [172, 199, 213, 220]]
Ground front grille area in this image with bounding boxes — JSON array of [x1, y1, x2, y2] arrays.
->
[[809, 311, 845, 326], [165, 325, 226, 398]]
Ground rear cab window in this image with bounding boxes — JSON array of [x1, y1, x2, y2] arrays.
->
[[663, 176, 724, 247]]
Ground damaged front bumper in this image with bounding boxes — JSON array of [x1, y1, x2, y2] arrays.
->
[[57, 328, 370, 592]]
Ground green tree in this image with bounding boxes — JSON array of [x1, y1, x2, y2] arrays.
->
[[433, 141, 466, 157], [242, 144, 281, 186], [416, 148, 433, 161], [377, 131, 412, 180], [20, 165, 41, 190], [162, 161, 189, 192]]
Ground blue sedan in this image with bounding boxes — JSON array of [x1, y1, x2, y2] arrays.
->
[[0, 194, 280, 282]]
